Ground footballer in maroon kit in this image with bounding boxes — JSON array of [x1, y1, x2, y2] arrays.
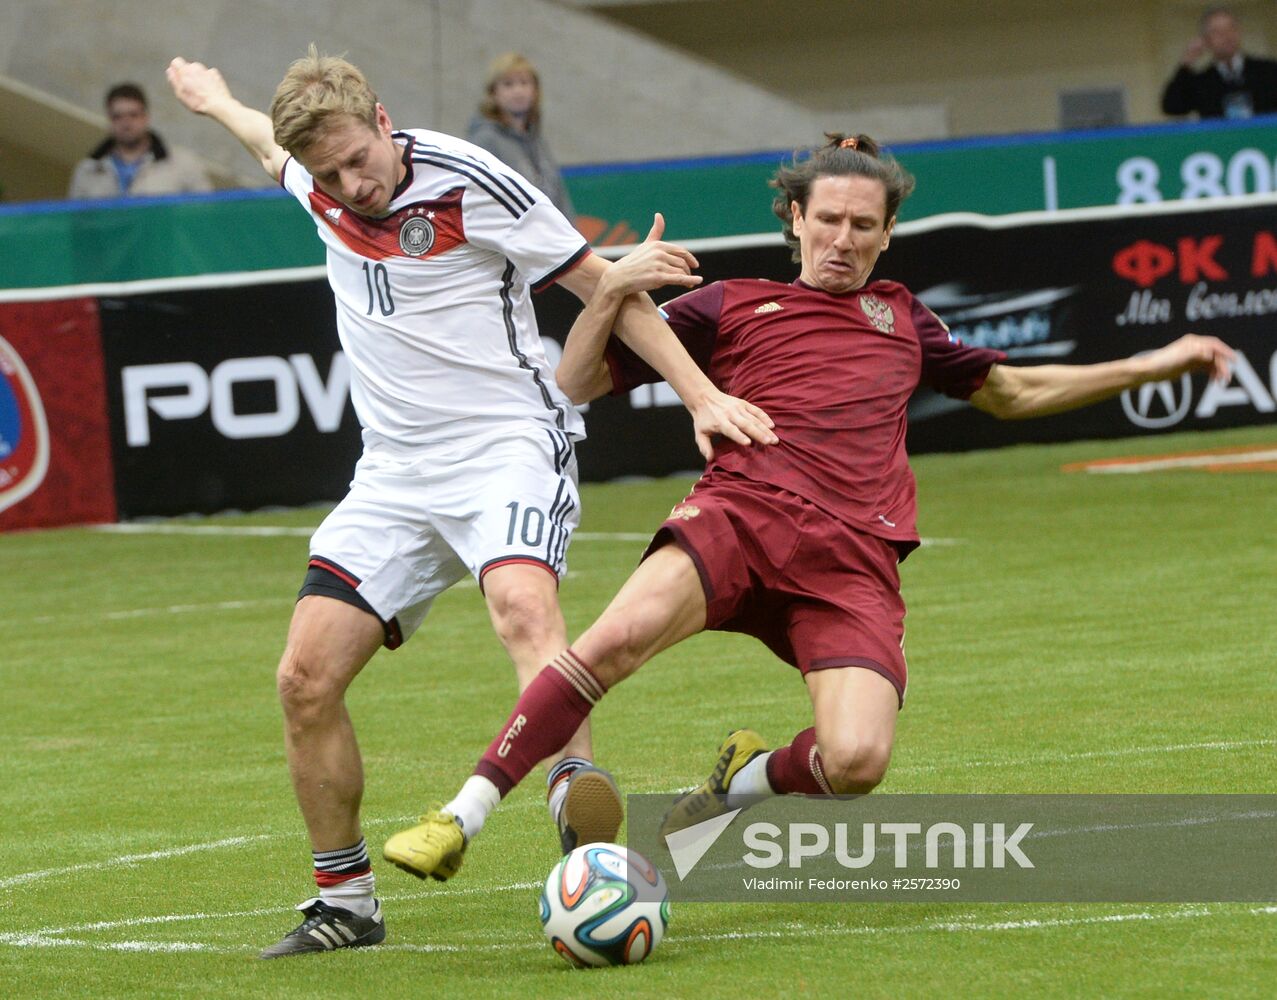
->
[[386, 133, 1236, 875]]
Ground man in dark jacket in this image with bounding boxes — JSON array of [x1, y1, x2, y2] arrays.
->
[[68, 83, 212, 199], [1161, 6, 1277, 119]]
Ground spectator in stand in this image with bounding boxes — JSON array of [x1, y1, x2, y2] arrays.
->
[[68, 83, 213, 199], [466, 53, 575, 221], [1161, 6, 1277, 119]]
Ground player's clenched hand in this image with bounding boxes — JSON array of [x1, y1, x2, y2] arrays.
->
[[689, 388, 778, 461], [600, 213, 702, 298], [1140, 334, 1235, 384], [167, 57, 233, 116]]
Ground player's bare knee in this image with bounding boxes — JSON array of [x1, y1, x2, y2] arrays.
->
[[820, 737, 891, 794], [276, 647, 343, 726], [489, 583, 557, 651]]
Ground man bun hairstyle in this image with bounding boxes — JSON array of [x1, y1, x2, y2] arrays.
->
[[270, 44, 380, 156], [771, 132, 916, 262]]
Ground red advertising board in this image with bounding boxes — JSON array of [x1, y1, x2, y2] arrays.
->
[[0, 299, 116, 530]]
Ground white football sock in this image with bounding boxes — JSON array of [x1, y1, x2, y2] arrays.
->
[[545, 756, 590, 825], [445, 775, 501, 840], [547, 776, 569, 825], [319, 871, 377, 917], [725, 751, 774, 808]]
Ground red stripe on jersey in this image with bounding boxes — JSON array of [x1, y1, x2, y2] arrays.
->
[[309, 185, 466, 261]]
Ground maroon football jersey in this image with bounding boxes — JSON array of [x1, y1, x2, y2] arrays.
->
[[605, 278, 1005, 548]]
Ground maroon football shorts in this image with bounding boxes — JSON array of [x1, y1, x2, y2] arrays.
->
[[645, 476, 908, 707]]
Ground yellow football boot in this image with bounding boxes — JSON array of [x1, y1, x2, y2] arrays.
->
[[383, 807, 466, 881], [659, 729, 769, 838]]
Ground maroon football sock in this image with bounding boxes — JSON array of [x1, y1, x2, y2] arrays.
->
[[474, 649, 606, 797], [764, 727, 833, 794]]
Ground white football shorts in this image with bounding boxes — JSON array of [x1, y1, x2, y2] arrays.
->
[[304, 427, 579, 647]]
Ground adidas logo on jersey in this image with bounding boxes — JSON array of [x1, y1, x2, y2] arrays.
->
[[325, 207, 344, 224], [754, 302, 783, 314]]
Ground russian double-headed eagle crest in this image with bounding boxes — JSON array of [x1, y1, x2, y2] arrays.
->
[[859, 294, 895, 334]]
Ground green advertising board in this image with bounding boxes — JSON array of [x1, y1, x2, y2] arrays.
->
[[569, 114, 1277, 243], [0, 190, 320, 291], [5, 115, 1277, 291]]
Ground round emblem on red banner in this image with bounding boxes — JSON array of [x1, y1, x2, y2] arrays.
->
[[0, 335, 50, 515]]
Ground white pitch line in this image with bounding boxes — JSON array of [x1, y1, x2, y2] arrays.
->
[[88, 524, 654, 542], [0, 835, 274, 890], [20, 568, 606, 626], [1013, 809, 1277, 843], [0, 804, 560, 893], [88, 524, 963, 546], [17, 567, 606, 626], [0, 881, 546, 951], [4, 904, 1274, 955], [18, 597, 294, 627], [101, 598, 292, 621], [91, 523, 312, 537], [0, 933, 225, 953], [892, 738, 1277, 775], [10, 882, 543, 937], [669, 905, 1269, 941]]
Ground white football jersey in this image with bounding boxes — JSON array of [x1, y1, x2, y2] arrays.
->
[[280, 128, 588, 451]]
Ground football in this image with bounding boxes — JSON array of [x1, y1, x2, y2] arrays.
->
[[539, 842, 670, 967]]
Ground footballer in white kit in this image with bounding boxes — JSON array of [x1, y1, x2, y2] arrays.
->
[[280, 130, 588, 645], [167, 48, 772, 958]]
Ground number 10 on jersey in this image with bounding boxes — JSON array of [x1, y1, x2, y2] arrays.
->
[[362, 261, 395, 316]]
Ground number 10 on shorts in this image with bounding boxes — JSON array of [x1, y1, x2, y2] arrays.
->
[[506, 501, 546, 547]]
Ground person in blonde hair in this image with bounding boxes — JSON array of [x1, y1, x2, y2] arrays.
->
[[165, 47, 774, 958], [466, 52, 574, 219]]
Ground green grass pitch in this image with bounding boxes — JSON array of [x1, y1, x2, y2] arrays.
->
[[1, 425, 1274, 998]]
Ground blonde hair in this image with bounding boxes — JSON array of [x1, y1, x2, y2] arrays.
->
[[270, 44, 380, 155], [479, 52, 541, 127]]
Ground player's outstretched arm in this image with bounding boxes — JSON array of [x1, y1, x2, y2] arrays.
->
[[558, 217, 777, 459], [970, 333, 1235, 420], [166, 57, 287, 179], [558, 213, 705, 403]]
